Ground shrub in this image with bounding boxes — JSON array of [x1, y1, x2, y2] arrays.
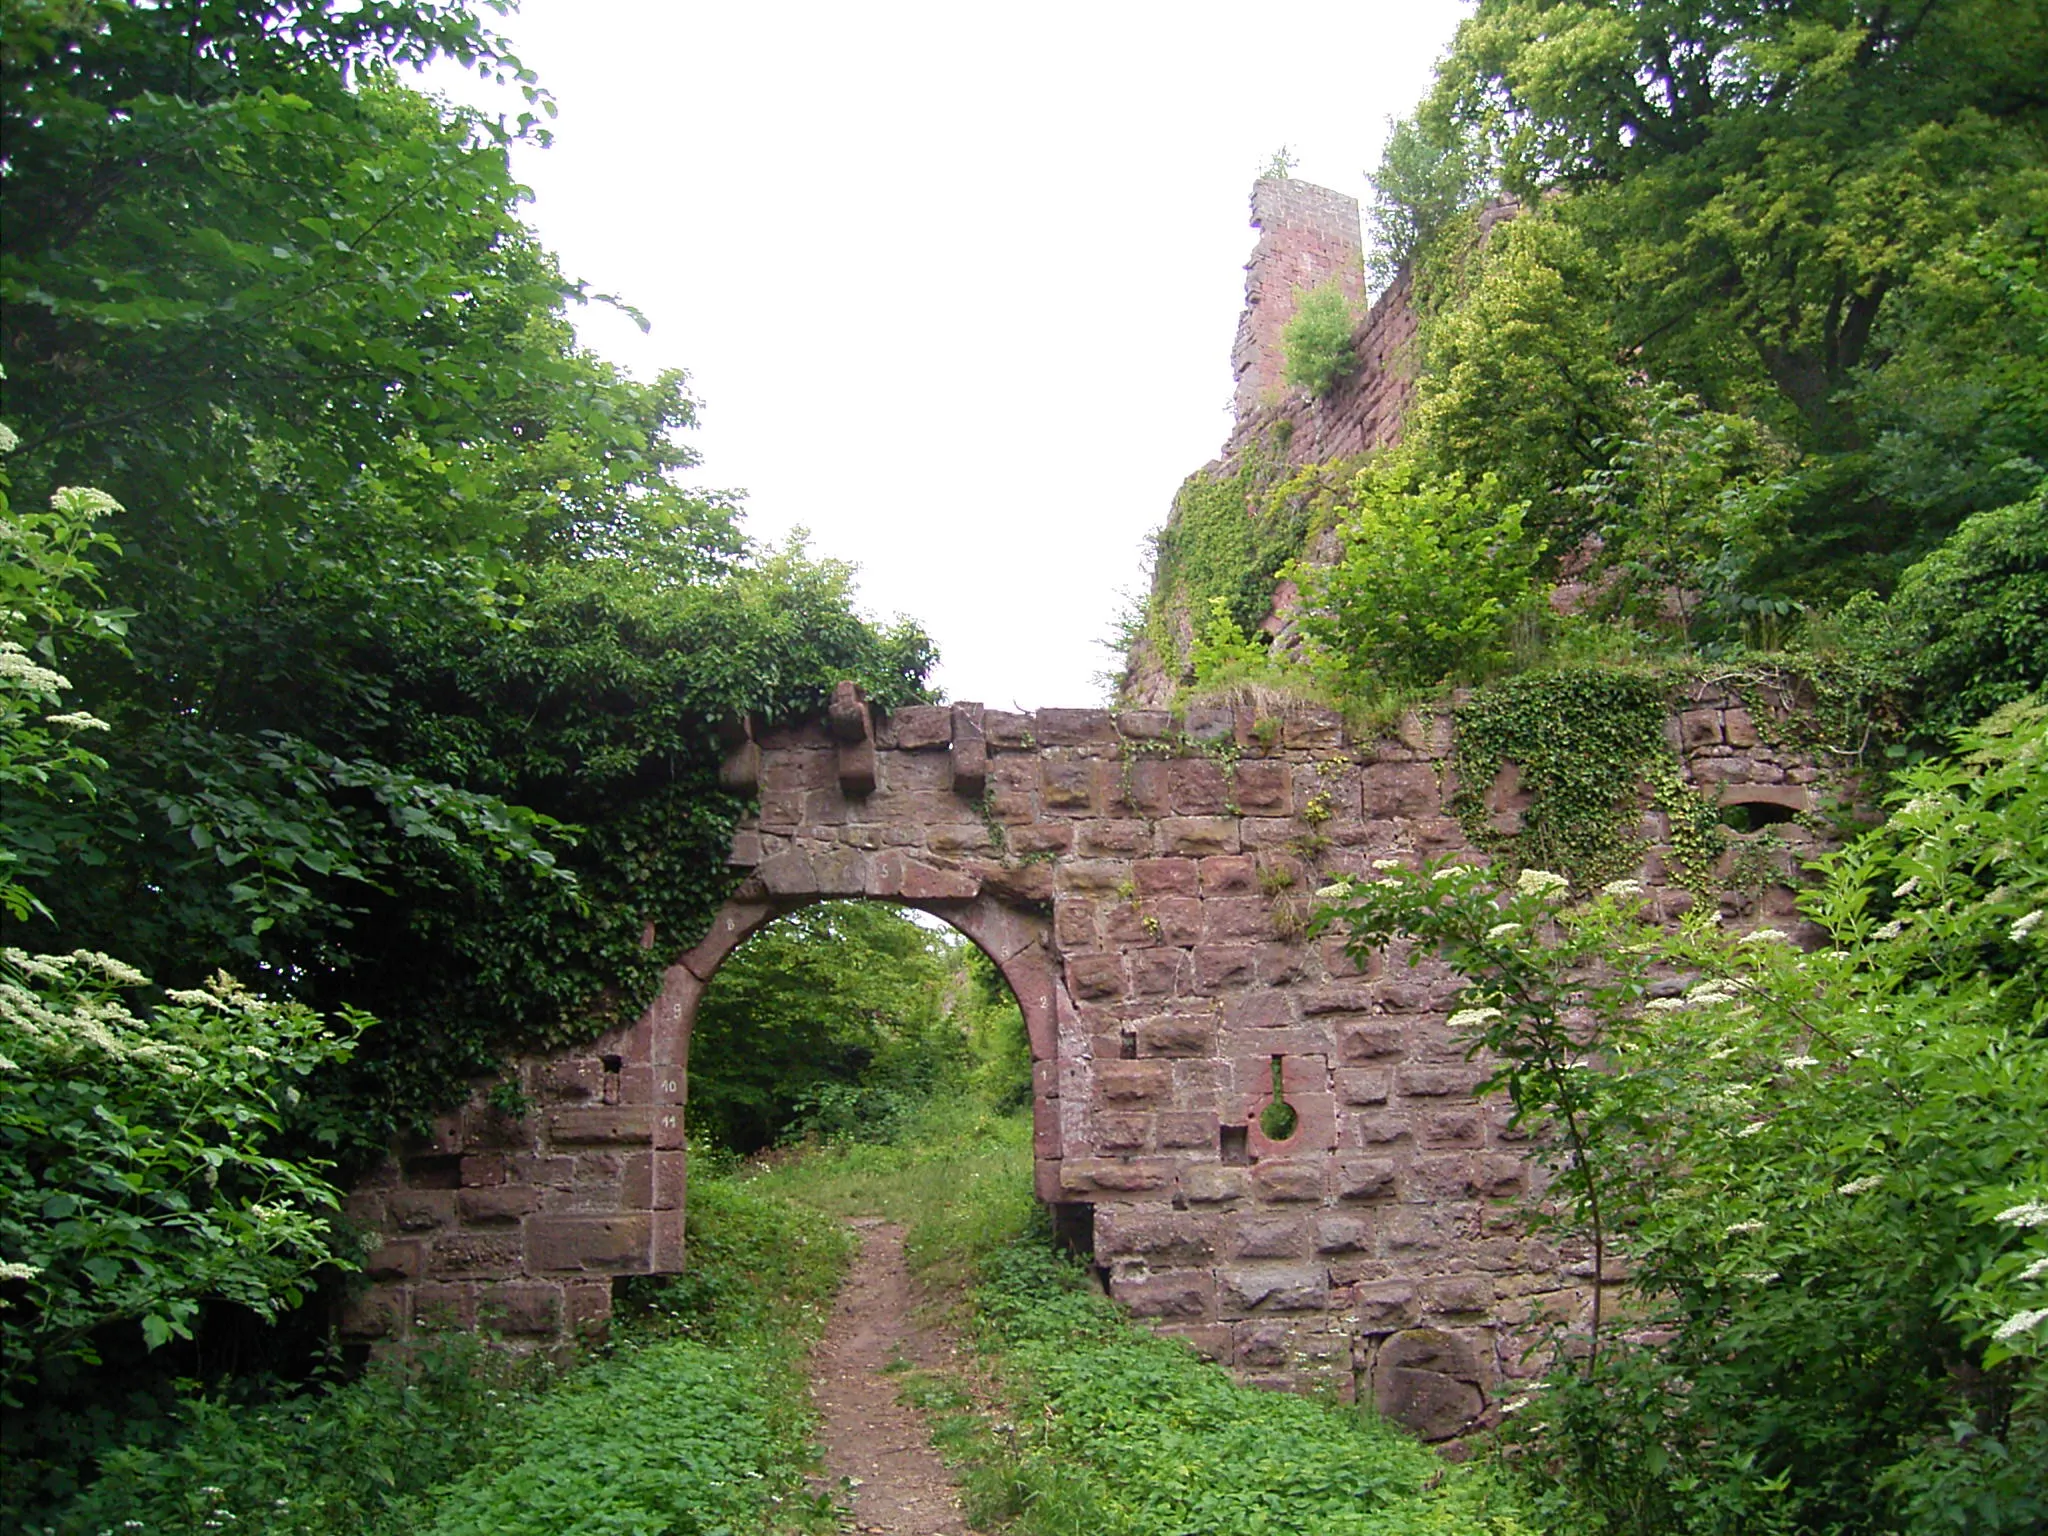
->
[[1315, 703, 2048, 1533], [1290, 452, 1540, 694], [1282, 279, 1359, 398], [1886, 480, 2048, 734], [0, 955, 367, 1395]]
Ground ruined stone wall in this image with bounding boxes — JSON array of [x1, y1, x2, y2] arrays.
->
[[342, 682, 1828, 1442], [1231, 177, 1370, 419]]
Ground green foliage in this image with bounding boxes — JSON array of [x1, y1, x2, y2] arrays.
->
[[688, 903, 1026, 1152], [1881, 481, 2048, 735], [957, 1240, 1535, 1536], [1407, 0, 2048, 592], [34, 1341, 549, 1536], [1571, 382, 1798, 643], [1289, 452, 1541, 694], [1450, 666, 1672, 889], [745, 1100, 1039, 1289], [1412, 215, 1632, 553], [39, 1170, 851, 1535], [0, 1, 936, 1159], [1367, 105, 1491, 286], [0, 955, 365, 1396], [1315, 703, 2048, 1533], [1144, 448, 1347, 683], [1282, 280, 1359, 398]]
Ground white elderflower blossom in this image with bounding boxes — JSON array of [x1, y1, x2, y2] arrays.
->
[[1601, 878, 1645, 899], [1836, 1175, 1884, 1196], [2010, 910, 2043, 943], [1992, 1307, 2048, 1344], [1783, 1055, 1820, 1070], [1740, 928, 1789, 945], [1485, 922, 1521, 942], [0, 422, 18, 454], [1516, 868, 1570, 899], [1741, 1270, 1780, 1284], [1315, 880, 1353, 900], [1892, 877, 1921, 899], [1872, 919, 1906, 941], [1738, 1120, 1768, 1136], [43, 711, 110, 731], [1447, 1007, 1504, 1031], [73, 951, 149, 987], [50, 486, 123, 520], [1724, 1219, 1766, 1236], [1993, 1201, 2048, 1229], [0, 1260, 41, 1282], [1371, 858, 1404, 871], [1687, 980, 1739, 1005], [1643, 997, 1689, 1012], [0, 643, 71, 694], [2018, 1256, 2048, 1283]]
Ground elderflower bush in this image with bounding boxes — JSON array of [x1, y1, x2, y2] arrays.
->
[[0, 949, 368, 1392], [1311, 701, 2048, 1534]]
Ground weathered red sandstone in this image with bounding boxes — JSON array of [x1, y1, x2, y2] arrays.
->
[[344, 683, 1826, 1444]]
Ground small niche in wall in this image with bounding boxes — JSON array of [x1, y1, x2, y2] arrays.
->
[[1719, 799, 1800, 833], [1220, 1123, 1250, 1166]]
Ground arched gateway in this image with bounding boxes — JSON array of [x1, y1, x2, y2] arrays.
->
[[342, 683, 1827, 1441]]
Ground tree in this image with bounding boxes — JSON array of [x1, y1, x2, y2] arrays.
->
[[0, 1, 937, 1154]]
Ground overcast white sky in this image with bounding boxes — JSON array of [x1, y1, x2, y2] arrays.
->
[[433, 1, 1469, 708]]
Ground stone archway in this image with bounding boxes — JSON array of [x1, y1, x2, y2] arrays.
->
[[648, 888, 1067, 1198], [343, 680, 1834, 1441]]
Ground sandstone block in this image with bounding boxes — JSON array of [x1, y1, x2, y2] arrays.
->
[[1159, 817, 1239, 856], [1336, 1158, 1400, 1204], [1065, 953, 1124, 1001], [1199, 855, 1258, 895], [524, 1214, 652, 1274], [1220, 1264, 1328, 1314], [457, 1185, 540, 1225], [1112, 1270, 1215, 1319], [1180, 1164, 1248, 1205], [1096, 1060, 1172, 1104], [1138, 1016, 1214, 1057], [1250, 1159, 1324, 1202]]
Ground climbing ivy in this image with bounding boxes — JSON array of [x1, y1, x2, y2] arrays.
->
[[1143, 439, 1356, 682], [1452, 667, 1672, 890]]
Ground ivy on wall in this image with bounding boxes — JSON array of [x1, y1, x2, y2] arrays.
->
[[1451, 666, 1672, 890], [1143, 437, 1356, 683]]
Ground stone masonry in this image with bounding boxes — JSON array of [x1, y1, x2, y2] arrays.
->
[[1231, 176, 1370, 419], [342, 681, 1830, 1443]]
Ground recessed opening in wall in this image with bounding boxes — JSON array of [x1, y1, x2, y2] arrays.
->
[[1220, 1123, 1250, 1166], [1259, 1055, 1299, 1142], [1718, 799, 1800, 833], [684, 900, 1036, 1155]]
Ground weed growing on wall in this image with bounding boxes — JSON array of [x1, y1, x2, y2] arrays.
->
[[1283, 279, 1360, 398]]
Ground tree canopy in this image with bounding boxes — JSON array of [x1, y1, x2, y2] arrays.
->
[[0, 0, 936, 1152]]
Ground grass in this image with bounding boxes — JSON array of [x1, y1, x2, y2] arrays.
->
[[753, 1099, 1537, 1536], [32, 1096, 1535, 1535], [32, 1181, 852, 1536]]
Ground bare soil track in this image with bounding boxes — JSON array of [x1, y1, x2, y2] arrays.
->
[[810, 1219, 977, 1535]]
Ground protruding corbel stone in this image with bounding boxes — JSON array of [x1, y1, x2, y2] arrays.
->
[[828, 682, 876, 796], [716, 713, 759, 792], [951, 701, 986, 797], [827, 680, 870, 742]]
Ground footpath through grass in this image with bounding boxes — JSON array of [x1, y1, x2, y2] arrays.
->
[[28, 1101, 1529, 1534], [751, 1101, 1534, 1536]]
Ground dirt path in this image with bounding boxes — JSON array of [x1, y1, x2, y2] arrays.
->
[[810, 1218, 975, 1535]]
